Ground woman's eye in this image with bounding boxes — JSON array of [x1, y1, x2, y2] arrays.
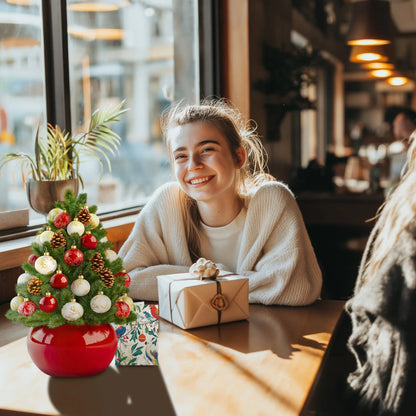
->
[[174, 154, 186, 160], [202, 147, 214, 153]]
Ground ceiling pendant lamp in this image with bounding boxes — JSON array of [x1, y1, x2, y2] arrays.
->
[[349, 44, 393, 63], [361, 62, 395, 70], [387, 76, 409, 86], [370, 69, 393, 78], [346, 0, 393, 46]]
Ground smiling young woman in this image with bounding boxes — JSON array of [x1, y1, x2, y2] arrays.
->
[[170, 121, 245, 227], [119, 99, 322, 305]]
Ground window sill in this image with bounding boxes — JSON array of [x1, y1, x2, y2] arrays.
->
[[0, 211, 139, 271]]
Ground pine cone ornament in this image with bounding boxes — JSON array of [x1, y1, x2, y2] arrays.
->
[[77, 206, 91, 225], [50, 231, 66, 250], [99, 268, 114, 288], [90, 252, 104, 273], [27, 277, 42, 296]]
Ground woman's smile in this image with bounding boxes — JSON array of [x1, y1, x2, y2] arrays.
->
[[188, 175, 214, 185]]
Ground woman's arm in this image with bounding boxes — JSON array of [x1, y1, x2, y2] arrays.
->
[[118, 182, 192, 300], [238, 182, 322, 305]]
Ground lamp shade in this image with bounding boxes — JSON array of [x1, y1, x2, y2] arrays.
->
[[370, 69, 393, 78], [361, 62, 394, 70], [387, 76, 409, 86], [350, 43, 394, 63], [346, 0, 393, 46]]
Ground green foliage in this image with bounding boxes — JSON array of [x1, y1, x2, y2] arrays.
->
[[6, 190, 136, 328], [0, 101, 127, 184], [253, 43, 321, 110]]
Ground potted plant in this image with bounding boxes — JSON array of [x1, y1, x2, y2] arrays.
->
[[253, 43, 320, 141], [6, 190, 137, 377], [0, 101, 126, 214]]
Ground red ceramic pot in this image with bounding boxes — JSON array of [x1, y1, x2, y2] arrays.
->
[[27, 323, 117, 377]]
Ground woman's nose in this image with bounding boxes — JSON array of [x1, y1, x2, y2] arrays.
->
[[188, 153, 202, 170]]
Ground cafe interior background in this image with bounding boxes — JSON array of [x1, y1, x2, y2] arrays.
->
[[0, 0, 415, 305]]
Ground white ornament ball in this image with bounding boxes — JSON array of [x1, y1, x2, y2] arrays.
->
[[35, 233, 43, 247], [67, 219, 85, 236], [61, 299, 84, 321], [105, 249, 118, 262], [17, 272, 33, 285], [71, 276, 91, 296], [39, 229, 55, 245], [90, 292, 111, 313], [35, 253, 57, 275], [10, 294, 24, 311], [89, 213, 100, 229], [47, 208, 63, 222]]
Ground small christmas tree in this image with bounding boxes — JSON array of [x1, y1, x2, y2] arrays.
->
[[6, 190, 137, 327]]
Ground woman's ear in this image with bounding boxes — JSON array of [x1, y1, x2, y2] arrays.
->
[[235, 146, 246, 168]]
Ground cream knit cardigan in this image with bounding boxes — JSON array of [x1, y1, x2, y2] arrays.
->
[[119, 181, 322, 305]]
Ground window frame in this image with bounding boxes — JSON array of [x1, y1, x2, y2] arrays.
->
[[43, 0, 71, 130]]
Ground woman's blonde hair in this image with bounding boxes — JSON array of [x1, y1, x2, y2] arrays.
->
[[357, 131, 416, 289], [161, 98, 275, 261]]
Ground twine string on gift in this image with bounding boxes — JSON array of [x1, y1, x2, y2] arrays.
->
[[168, 273, 239, 327], [211, 281, 229, 325]]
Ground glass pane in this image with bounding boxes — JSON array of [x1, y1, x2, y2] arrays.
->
[[66, 0, 199, 213], [0, 0, 46, 221]]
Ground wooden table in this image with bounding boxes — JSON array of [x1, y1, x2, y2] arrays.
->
[[0, 300, 345, 416]]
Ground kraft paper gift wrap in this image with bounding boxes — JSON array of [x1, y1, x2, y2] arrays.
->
[[157, 273, 249, 329], [113, 302, 159, 365]]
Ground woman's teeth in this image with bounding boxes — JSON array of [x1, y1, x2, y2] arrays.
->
[[190, 177, 209, 184]]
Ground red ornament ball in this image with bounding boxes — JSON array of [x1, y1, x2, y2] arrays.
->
[[115, 301, 130, 318], [39, 293, 58, 313], [18, 300, 38, 317], [138, 333, 146, 343], [50, 271, 69, 288], [28, 253, 38, 266], [81, 233, 97, 249], [53, 211, 71, 229], [115, 271, 131, 288], [63, 246, 84, 267]]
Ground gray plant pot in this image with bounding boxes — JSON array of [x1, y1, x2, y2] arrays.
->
[[26, 179, 79, 215]]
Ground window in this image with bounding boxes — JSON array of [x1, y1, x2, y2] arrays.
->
[[66, 0, 199, 212], [0, 0, 46, 221], [0, 0, 200, 224]]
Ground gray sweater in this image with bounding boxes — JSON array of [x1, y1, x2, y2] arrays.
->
[[346, 224, 416, 415]]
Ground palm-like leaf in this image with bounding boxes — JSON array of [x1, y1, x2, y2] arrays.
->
[[0, 101, 127, 182], [0, 153, 39, 181], [73, 100, 127, 172]]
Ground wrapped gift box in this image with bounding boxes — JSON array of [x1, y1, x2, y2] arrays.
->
[[113, 302, 159, 366], [157, 273, 249, 329]]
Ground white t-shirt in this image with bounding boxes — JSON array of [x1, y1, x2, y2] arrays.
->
[[199, 207, 247, 272]]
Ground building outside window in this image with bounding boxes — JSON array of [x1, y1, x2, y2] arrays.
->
[[0, 0, 45, 218], [0, 0, 199, 224]]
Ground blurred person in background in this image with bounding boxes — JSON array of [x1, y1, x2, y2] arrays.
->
[[387, 109, 416, 193]]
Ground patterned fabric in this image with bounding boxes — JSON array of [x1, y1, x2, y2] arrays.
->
[[114, 302, 159, 366]]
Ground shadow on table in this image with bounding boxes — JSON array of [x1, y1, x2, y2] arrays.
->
[[162, 301, 340, 359], [48, 365, 175, 416], [301, 311, 358, 416]]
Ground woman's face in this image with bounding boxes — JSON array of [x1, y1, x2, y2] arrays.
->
[[169, 121, 244, 205]]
